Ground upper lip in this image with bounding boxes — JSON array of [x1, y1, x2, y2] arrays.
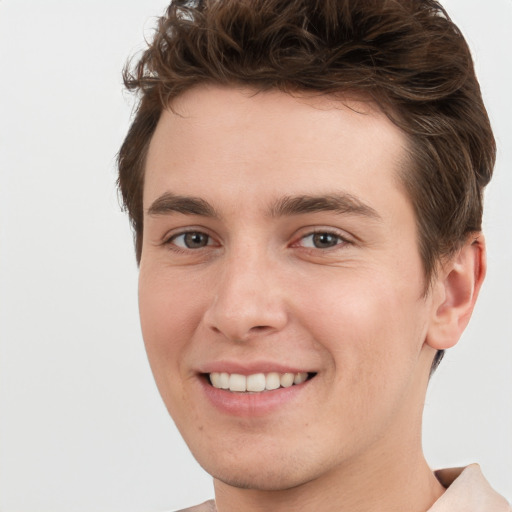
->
[[197, 360, 315, 375]]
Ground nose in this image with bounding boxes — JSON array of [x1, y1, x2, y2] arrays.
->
[[203, 248, 288, 342]]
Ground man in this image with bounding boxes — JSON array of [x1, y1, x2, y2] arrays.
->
[[117, 0, 510, 510]]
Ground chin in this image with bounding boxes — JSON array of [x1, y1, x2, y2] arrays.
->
[[194, 445, 325, 492], [210, 465, 308, 491]]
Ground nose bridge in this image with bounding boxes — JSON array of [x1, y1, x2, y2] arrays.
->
[[205, 238, 287, 340]]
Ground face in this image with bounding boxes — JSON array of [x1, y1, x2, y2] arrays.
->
[[139, 85, 438, 491]]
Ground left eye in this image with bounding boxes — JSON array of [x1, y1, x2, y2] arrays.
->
[[171, 232, 213, 249], [299, 232, 345, 249]]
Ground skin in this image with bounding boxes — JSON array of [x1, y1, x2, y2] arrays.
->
[[138, 85, 485, 512]]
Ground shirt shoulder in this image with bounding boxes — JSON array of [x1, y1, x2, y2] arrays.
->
[[174, 499, 217, 512], [429, 464, 511, 512]]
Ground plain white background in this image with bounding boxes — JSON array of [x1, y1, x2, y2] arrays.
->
[[0, 1, 510, 511]]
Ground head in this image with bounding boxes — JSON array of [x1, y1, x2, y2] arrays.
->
[[118, 0, 495, 372], [117, 0, 495, 495]]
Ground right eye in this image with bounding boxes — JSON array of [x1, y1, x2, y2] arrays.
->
[[169, 231, 213, 249]]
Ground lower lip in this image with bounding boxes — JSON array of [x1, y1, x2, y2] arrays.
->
[[199, 376, 313, 417]]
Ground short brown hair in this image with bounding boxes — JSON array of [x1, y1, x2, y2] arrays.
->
[[117, 0, 496, 369]]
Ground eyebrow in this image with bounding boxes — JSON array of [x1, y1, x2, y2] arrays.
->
[[147, 193, 220, 218], [268, 193, 381, 220], [146, 191, 380, 221]]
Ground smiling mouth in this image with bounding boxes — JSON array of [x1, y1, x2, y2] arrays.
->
[[206, 372, 316, 393]]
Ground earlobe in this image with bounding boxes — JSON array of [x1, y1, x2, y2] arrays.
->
[[426, 234, 486, 350]]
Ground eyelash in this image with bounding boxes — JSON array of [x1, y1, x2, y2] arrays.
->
[[163, 228, 351, 253]]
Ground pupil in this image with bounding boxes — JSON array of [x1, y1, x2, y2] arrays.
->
[[185, 232, 207, 248], [313, 233, 337, 248]]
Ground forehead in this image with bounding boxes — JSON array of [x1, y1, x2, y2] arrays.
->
[[144, 85, 410, 212]]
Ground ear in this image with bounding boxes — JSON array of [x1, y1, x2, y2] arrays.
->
[[426, 234, 486, 350]]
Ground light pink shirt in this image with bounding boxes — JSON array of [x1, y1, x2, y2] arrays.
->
[[429, 464, 511, 511], [176, 464, 511, 512]]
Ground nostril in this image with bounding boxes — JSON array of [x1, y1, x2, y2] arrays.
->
[[243, 325, 276, 338]]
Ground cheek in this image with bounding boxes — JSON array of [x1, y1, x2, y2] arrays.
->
[[138, 268, 205, 387], [295, 274, 430, 442], [297, 268, 429, 379]]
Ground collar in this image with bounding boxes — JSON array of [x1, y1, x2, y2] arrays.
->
[[428, 464, 511, 511]]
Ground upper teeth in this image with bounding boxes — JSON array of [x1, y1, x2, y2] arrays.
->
[[209, 372, 309, 392]]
